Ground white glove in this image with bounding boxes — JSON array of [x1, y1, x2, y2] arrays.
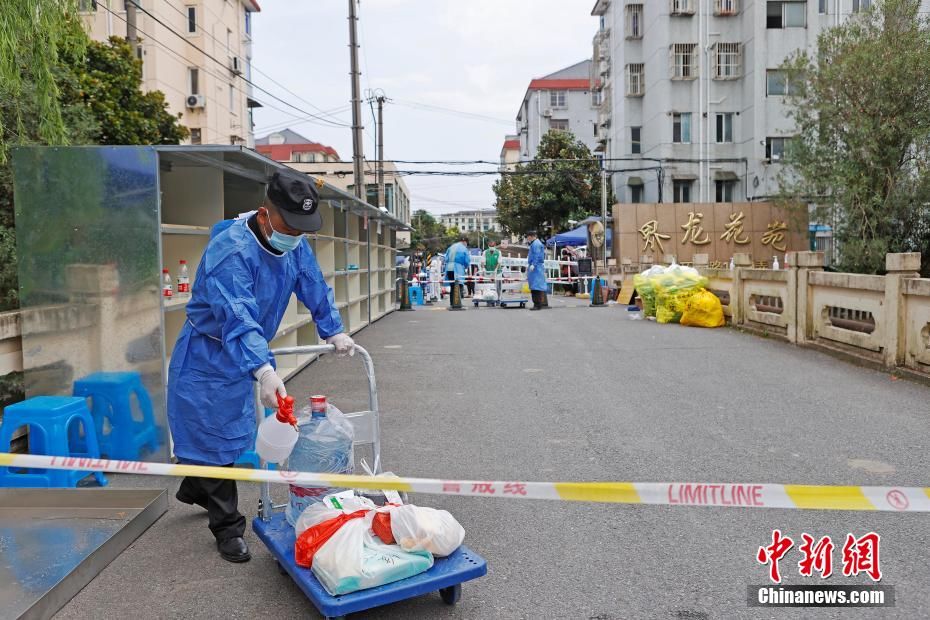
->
[[528, 265, 535, 272], [327, 333, 355, 357], [254, 363, 286, 409]]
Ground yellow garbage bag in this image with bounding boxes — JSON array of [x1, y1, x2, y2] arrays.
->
[[521, 283, 530, 294], [681, 289, 726, 328], [653, 267, 708, 324]]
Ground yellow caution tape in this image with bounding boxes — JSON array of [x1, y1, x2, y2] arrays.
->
[[0, 453, 926, 512]]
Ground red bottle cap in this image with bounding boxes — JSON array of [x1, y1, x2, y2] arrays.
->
[[179, 260, 187, 264], [162, 268, 169, 273], [310, 395, 327, 413], [276, 394, 297, 426]]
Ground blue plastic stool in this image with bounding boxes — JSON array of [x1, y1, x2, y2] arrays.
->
[[409, 285, 424, 305], [72, 371, 161, 461], [235, 408, 277, 470], [0, 396, 107, 488]]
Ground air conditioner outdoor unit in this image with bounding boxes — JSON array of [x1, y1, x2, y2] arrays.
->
[[542, 109, 552, 117], [230, 56, 243, 75], [186, 94, 206, 109]]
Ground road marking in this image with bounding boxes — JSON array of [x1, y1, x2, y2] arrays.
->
[[848, 459, 896, 475], [384, 345, 403, 349]]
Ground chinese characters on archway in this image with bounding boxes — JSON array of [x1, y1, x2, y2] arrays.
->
[[638, 211, 789, 253]]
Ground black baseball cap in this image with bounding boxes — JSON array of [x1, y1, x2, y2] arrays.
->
[[265, 170, 322, 232]]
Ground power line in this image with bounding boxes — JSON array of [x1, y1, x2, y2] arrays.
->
[[389, 99, 514, 126], [125, 1, 351, 128], [97, 3, 339, 144], [157, 1, 353, 128]]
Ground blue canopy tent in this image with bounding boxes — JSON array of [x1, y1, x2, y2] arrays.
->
[[546, 223, 612, 250]]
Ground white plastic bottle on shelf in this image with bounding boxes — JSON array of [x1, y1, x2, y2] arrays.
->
[[728, 257, 735, 271], [772, 255, 780, 270], [177, 260, 190, 298], [162, 268, 173, 298]]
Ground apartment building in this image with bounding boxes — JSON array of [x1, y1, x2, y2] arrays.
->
[[257, 129, 412, 228], [438, 210, 503, 234], [590, 0, 927, 205], [80, 0, 261, 147], [514, 60, 601, 160]]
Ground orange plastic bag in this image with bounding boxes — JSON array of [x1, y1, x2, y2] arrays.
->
[[295, 509, 368, 568], [371, 511, 395, 544]]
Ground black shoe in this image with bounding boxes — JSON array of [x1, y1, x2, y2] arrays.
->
[[530, 306, 541, 311], [175, 488, 207, 510], [217, 536, 251, 563]]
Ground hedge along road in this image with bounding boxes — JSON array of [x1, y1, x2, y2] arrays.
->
[[57, 296, 930, 619]]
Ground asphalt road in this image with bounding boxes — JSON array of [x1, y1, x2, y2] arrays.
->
[[56, 296, 930, 619]]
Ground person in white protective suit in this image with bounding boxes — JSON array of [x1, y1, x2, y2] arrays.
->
[[428, 255, 443, 301]]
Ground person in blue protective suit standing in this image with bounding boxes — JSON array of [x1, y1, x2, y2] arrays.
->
[[444, 236, 469, 305], [168, 170, 355, 563], [526, 231, 549, 310]]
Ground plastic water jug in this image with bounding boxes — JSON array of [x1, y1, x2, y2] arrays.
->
[[286, 395, 355, 527], [255, 395, 298, 463]]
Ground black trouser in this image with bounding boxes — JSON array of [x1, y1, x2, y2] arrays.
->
[[531, 290, 547, 308], [178, 463, 245, 541]]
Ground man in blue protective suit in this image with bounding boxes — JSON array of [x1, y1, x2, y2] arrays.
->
[[168, 170, 354, 563], [444, 236, 469, 305], [526, 231, 549, 310]]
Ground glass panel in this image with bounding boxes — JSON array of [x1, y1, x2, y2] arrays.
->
[[784, 1, 807, 27], [12, 146, 168, 460], [767, 71, 787, 95], [681, 113, 692, 143]]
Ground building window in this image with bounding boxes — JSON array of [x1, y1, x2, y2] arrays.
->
[[767, 1, 806, 29], [226, 28, 232, 52], [549, 118, 569, 132], [713, 43, 742, 80], [671, 0, 696, 15], [186, 6, 197, 33], [630, 185, 644, 203], [626, 4, 643, 38], [715, 180, 736, 202], [188, 67, 199, 95], [228, 84, 235, 113], [765, 137, 793, 161], [592, 89, 602, 106], [715, 113, 733, 143], [853, 0, 871, 11], [550, 90, 567, 108], [245, 10, 252, 35], [627, 63, 645, 96], [673, 180, 693, 203], [670, 44, 699, 80], [296, 152, 316, 163], [766, 70, 799, 96], [631, 126, 642, 154], [78, 0, 97, 12], [819, 0, 827, 13], [714, 0, 739, 15], [190, 128, 202, 145], [673, 113, 692, 144]]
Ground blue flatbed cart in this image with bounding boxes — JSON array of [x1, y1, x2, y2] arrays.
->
[[252, 344, 488, 620], [496, 270, 528, 309]]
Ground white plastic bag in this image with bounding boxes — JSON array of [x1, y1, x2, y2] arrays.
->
[[311, 513, 434, 596], [294, 495, 376, 536], [389, 505, 465, 557]]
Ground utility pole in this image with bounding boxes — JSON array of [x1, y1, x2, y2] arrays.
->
[[347, 0, 365, 200], [126, 0, 138, 43], [376, 94, 386, 213], [601, 164, 608, 274]]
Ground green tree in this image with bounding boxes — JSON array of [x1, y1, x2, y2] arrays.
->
[[493, 131, 607, 238], [409, 210, 469, 253], [60, 37, 189, 145], [779, 0, 930, 275]]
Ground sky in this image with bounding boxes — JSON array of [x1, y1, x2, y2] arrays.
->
[[250, 0, 596, 216]]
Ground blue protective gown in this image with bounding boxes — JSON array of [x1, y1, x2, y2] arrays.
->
[[527, 238, 547, 292], [167, 218, 343, 465], [444, 242, 469, 284]]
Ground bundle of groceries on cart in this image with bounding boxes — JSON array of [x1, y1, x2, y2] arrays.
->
[[256, 392, 466, 596]]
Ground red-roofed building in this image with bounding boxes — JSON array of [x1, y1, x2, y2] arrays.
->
[[255, 129, 341, 163], [500, 135, 521, 171], [514, 60, 600, 160]]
